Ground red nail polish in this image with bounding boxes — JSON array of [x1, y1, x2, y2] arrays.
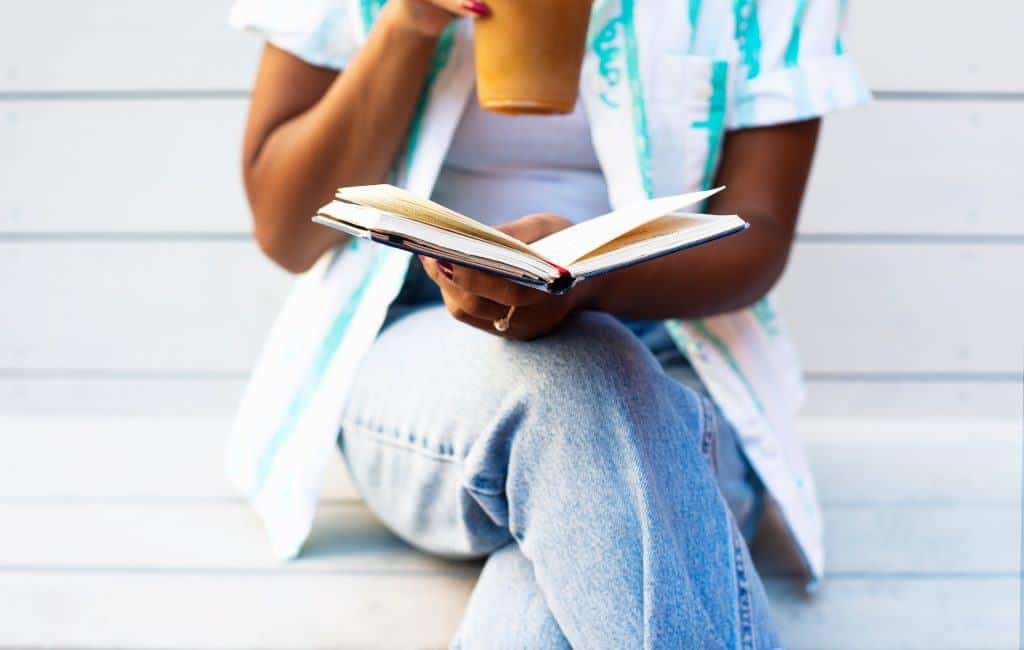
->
[[462, 1, 490, 17], [437, 260, 454, 279]]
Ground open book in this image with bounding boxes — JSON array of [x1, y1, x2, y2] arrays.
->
[[313, 185, 747, 294]]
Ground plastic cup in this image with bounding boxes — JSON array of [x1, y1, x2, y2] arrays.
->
[[473, 0, 593, 115]]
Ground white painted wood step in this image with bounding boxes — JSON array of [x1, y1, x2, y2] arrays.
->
[[0, 501, 1016, 576], [0, 416, 1018, 648], [0, 573, 1016, 650], [3, 417, 1018, 504]]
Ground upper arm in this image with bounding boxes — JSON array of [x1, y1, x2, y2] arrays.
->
[[712, 0, 869, 238], [712, 118, 820, 239], [242, 44, 339, 172], [232, 0, 359, 170]]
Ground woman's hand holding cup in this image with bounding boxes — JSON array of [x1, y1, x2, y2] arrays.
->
[[391, 0, 490, 37]]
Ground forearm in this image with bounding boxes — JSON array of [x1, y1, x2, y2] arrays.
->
[[582, 212, 793, 320], [578, 119, 819, 321], [245, 3, 440, 270]]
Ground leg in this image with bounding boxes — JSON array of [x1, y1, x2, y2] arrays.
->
[[452, 420, 766, 650], [451, 543, 571, 650], [339, 306, 779, 648]]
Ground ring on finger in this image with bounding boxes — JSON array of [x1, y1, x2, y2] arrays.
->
[[492, 305, 516, 332]]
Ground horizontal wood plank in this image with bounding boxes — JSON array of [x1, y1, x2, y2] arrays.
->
[[767, 577, 1018, 649], [0, 416, 360, 501], [3, 99, 1021, 235], [0, 500, 1014, 576], [802, 100, 1024, 235], [0, 99, 252, 234], [807, 431, 1020, 506], [3, 241, 1020, 375], [0, 572, 475, 649], [2, 376, 1018, 419], [0, 376, 249, 416], [775, 241, 1024, 374], [1, 416, 1017, 506], [802, 378, 1023, 419], [0, 572, 1013, 649], [851, 0, 1024, 93], [0, 242, 290, 373], [0, 502, 477, 574], [0, 0, 258, 92], [3, 1, 1021, 94]]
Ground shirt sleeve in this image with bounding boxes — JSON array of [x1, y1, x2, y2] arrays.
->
[[726, 0, 872, 130], [229, 0, 362, 70]]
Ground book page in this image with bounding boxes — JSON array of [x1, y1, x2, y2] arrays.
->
[[566, 213, 747, 278], [337, 185, 541, 258], [528, 187, 724, 267], [572, 214, 713, 261]]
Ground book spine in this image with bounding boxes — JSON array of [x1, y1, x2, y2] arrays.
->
[[547, 270, 576, 295]]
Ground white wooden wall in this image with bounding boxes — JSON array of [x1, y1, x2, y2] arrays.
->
[[1, 0, 1022, 419]]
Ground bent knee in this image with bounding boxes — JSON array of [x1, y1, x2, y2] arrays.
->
[[495, 311, 671, 403], [550, 311, 662, 374], [405, 308, 689, 424]]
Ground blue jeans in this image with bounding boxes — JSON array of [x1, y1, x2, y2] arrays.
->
[[338, 277, 780, 648]]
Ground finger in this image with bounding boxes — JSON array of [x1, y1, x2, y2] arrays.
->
[[434, 0, 490, 18], [498, 213, 574, 244], [447, 291, 510, 322], [446, 263, 548, 307], [424, 255, 547, 308], [426, 260, 513, 321], [450, 309, 531, 340], [419, 255, 447, 286], [456, 307, 556, 342], [440, 285, 509, 324]]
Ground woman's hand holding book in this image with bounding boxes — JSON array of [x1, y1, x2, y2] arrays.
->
[[420, 213, 599, 340]]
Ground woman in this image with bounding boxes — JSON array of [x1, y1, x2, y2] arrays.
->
[[228, 0, 869, 646]]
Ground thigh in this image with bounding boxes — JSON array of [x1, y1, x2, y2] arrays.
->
[[339, 305, 673, 557], [338, 305, 515, 557], [341, 305, 763, 554]]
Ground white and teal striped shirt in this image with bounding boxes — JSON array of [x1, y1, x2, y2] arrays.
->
[[229, 0, 870, 581]]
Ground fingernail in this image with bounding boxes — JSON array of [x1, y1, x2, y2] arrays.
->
[[437, 260, 454, 279], [462, 1, 490, 17]]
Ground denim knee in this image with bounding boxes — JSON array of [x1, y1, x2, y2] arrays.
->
[[498, 311, 669, 397], [461, 311, 708, 494]]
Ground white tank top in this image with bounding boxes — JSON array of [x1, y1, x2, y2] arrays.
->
[[430, 90, 613, 226]]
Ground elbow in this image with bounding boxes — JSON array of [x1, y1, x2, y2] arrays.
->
[[253, 219, 320, 274], [756, 244, 793, 305], [245, 182, 323, 274], [760, 243, 792, 296], [243, 152, 322, 274], [735, 226, 795, 309]]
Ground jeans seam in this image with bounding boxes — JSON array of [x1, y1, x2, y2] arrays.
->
[[733, 533, 755, 650], [341, 418, 462, 464], [699, 395, 719, 474]]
